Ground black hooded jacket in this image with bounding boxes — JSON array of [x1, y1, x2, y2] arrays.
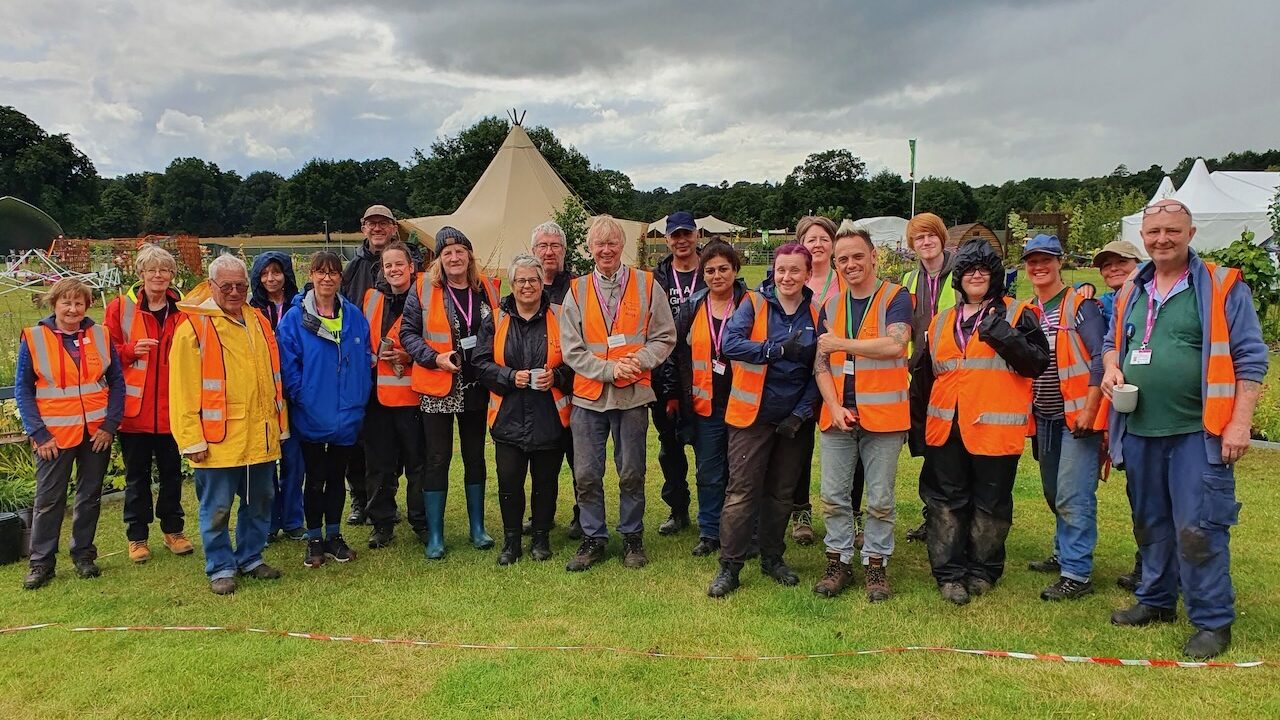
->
[[249, 250, 300, 329], [473, 291, 576, 451]]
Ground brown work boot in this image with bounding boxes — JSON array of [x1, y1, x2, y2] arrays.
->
[[162, 532, 194, 556], [790, 510, 815, 545], [128, 540, 151, 564], [865, 556, 890, 603], [812, 551, 853, 598]]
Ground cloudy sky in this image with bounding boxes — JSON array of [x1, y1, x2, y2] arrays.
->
[[4, 0, 1276, 190]]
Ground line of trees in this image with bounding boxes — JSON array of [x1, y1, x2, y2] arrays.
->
[[3, 105, 1278, 244]]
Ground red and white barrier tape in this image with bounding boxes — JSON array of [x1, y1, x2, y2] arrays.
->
[[0, 623, 1265, 669]]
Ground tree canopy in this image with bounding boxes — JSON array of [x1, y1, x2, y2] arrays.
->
[[2, 105, 1277, 243]]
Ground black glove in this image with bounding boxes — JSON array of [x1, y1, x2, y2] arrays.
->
[[977, 304, 1015, 345], [780, 329, 815, 365], [776, 414, 804, 438]]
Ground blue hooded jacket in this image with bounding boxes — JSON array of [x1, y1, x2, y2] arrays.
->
[[275, 288, 373, 445], [720, 279, 823, 425], [249, 251, 300, 329]]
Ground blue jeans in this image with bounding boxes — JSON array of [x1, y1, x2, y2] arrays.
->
[[1123, 431, 1238, 630], [690, 406, 729, 540], [819, 427, 905, 565], [1035, 416, 1102, 582], [271, 436, 305, 533], [195, 463, 275, 581]]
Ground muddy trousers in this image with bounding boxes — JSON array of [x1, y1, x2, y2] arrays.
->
[[1123, 431, 1237, 631], [920, 424, 1019, 585]]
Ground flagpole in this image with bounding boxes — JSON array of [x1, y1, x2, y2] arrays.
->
[[908, 138, 917, 218]]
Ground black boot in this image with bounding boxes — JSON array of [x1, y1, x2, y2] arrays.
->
[[760, 555, 799, 586], [707, 561, 742, 598], [1117, 552, 1142, 593], [1183, 626, 1232, 660], [497, 530, 522, 566], [1110, 603, 1177, 626], [530, 530, 552, 561]]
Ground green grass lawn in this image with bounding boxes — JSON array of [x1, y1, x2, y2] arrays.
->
[[0, 430, 1277, 719]]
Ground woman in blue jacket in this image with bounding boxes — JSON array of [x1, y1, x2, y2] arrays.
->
[[276, 251, 373, 569]]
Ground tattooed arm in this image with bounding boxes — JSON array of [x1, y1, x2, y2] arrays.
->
[[1221, 379, 1262, 464]]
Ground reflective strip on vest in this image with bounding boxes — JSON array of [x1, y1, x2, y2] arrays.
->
[[975, 411, 1028, 426]]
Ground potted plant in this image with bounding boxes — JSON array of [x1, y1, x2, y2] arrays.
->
[[0, 443, 36, 556]]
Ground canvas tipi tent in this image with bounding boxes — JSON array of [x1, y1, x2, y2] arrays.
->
[[647, 214, 747, 236], [1120, 159, 1279, 251], [402, 123, 647, 274]]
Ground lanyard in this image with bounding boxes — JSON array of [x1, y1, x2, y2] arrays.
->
[[446, 284, 474, 328], [670, 267, 697, 302], [845, 283, 879, 339], [593, 268, 628, 328], [1141, 268, 1189, 348], [955, 302, 987, 355], [924, 270, 941, 310], [705, 296, 734, 357], [816, 267, 836, 305], [1033, 288, 1070, 331]]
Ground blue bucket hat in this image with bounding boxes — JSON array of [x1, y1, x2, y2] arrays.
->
[[1020, 234, 1063, 260]]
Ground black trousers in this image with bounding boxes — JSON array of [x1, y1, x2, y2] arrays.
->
[[719, 421, 810, 564], [119, 432, 185, 541], [921, 424, 1019, 584], [363, 403, 426, 531], [346, 443, 367, 511], [789, 418, 817, 511], [301, 442, 354, 531], [422, 408, 487, 491], [653, 405, 691, 514], [495, 442, 562, 532]]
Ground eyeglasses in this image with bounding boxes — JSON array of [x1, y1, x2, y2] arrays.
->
[[1142, 204, 1190, 216], [362, 219, 395, 228], [212, 280, 248, 294], [311, 270, 341, 279], [141, 267, 174, 276], [511, 277, 542, 286], [533, 243, 564, 253], [963, 268, 992, 278]]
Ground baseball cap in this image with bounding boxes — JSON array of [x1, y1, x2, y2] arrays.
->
[[665, 211, 697, 235], [1020, 234, 1063, 260], [1091, 240, 1142, 266], [362, 204, 395, 222]]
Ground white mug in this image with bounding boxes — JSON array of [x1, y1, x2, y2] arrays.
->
[[1111, 383, 1139, 413]]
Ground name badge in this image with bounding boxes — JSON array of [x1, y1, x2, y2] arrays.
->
[[712, 360, 727, 376], [607, 334, 627, 349], [459, 335, 478, 350], [1130, 347, 1152, 365], [842, 362, 857, 376]]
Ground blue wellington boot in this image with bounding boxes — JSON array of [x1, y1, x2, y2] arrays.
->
[[423, 491, 447, 560], [464, 483, 494, 549]]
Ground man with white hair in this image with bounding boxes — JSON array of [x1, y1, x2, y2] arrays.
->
[[559, 216, 675, 571], [170, 254, 290, 595], [1101, 199, 1268, 659]]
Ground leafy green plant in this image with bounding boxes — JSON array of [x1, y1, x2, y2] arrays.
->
[[1253, 362, 1280, 441], [0, 443, 35, 512], [1202, 231, 1280, 319], [553, 195, 593, 276]]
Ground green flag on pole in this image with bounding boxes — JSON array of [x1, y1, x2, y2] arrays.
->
[[908, 138, 917, 180]]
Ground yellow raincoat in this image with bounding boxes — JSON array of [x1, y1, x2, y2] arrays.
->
[[169, 282, 289, 469]]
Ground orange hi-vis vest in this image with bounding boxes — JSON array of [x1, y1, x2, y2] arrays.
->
[[363, 277, 422, 407], [117, 289, 148, 417], [688, 294, 744, 417], [411, 277, 499, 397], [23, 324, 112, 449], [487, 306, 572, 428], [817, 282, 911, 432], [724, 292, 820, 429], [569, 267, 655, 401], [1111, 261, 1241, 435], [1044, 287, 1106, 431], [186, 308, 285, 444], [925, 298, 1037, 456]]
